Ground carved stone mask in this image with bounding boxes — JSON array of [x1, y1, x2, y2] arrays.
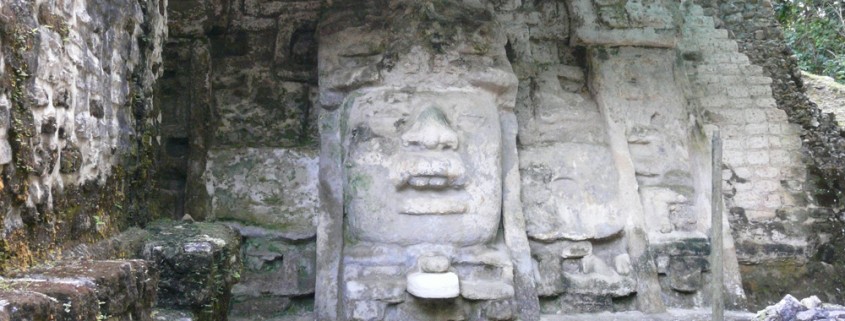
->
[[342, 88, 502, 246]]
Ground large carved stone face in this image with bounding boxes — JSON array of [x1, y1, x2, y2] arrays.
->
[[342, 88, 502, 246]]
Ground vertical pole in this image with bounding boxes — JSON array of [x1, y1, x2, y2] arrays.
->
[[711, 129, 725, 321]]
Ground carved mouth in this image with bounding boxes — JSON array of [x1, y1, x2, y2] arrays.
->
[[392, 154, 467, 190], [407, 175, 451, 188]]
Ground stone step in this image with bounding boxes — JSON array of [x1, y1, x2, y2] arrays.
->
[[692, 63, 764, 76], [1, 259, 158, 321], [142, 221, 242, 321], [61, 220, 243, 321], [704, 52, 750, 64], [682, 27, 730, 39]]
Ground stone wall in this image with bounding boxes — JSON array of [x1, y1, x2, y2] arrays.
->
[[691, 0, 845, 307], [0, 0, 166, 272], [154, 0, 845, 316], [162, 0, 322, 318]]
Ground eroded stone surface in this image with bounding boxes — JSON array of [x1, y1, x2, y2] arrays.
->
[[0, 0, 166, 273], [205, 148, 320, 239]]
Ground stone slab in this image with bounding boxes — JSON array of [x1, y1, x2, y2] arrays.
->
[[205, 148, 320, 240]]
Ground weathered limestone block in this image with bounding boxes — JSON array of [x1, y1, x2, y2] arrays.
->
[[569, 0, 679, 47], [588, 47, 704, 244], [205, 148, 320, 240], [665, 256, 708, 293], [562, 255, 637, 298], [142, 221, 242, 321], [551, 293, 630, 315], [520, 144, 625, 242], [4, 260, 158, 321], [233, 231, 316, 300], [533, 255, 565, 297], [212, 81, 316, 148]]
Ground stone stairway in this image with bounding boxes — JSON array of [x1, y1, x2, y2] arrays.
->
[[0, 220, 241, 321], [679, 2, 809, 262], [0, 260, 157, 321]]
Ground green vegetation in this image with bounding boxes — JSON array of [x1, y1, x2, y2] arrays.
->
[[775, 0, 845, 83]]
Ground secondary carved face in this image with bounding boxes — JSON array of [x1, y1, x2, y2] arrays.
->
[[342, 88, 502, 246]]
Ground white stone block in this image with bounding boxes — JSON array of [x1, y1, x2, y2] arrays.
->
[[754, 97, 777, 108], [406, 272, 460, 299], [745, 123, 768, 135], [748, 85, 772, 97], [755, 167, 779, 179], [726, 86, 749, 98], [754, 180, 779, 193], [769, 150, 791, 165], [764, 194, 783, 209], [723, 150, 746, 165], [733, 166, 753, 179], [746, 136, 768, 149], [745, 109, 767, 123], [747, 150, 770, 165], [734, 181, 753, 192]]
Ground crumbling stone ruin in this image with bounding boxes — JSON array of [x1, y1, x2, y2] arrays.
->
[[1, 0, 844, 320]]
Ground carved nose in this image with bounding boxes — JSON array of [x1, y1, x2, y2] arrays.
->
[[401, 106, 459, 150]]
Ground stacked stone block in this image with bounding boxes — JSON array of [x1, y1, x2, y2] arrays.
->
[[61, 220, 243, 321], [162, 0, 323, 319], [680, 4, 809, 261], [0, 0, 166, 271]]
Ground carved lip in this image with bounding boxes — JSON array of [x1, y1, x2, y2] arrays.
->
[[407, 175, 452, 189], [400, 197, 468, 215], [392, 154, 467, 190]]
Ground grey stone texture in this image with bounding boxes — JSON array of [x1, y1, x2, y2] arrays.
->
[[5, 0, 833, 319], [158, 1, 323, 317], [204, 148, 319, 239], [0, 0, 166, 271]]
